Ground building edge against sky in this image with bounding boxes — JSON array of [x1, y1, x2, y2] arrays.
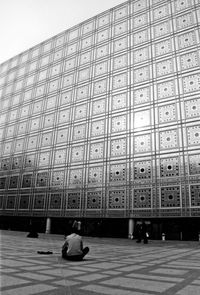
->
[[0, 0, 200, 239]]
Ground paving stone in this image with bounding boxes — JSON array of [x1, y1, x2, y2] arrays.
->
[[1, 230, 200, 295]]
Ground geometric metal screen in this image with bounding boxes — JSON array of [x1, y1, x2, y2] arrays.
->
[[0, 0, 200, 219]]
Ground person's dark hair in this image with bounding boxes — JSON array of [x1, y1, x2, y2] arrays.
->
[[71, 220, 80, 234]]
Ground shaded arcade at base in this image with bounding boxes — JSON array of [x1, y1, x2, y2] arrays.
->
[[1, 216, 200, 241]]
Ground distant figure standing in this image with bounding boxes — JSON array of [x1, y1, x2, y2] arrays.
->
[[27, 220, 38, 238], [136, 222, 148, 244], [62, 221, 89, 261]]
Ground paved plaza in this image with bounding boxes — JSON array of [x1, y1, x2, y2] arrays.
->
[[1, 230, 200, 295]]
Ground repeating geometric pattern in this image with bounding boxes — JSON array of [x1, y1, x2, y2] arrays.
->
[[60, 90, 73, 105], [41, 132, 53, 147], [134, 110, 150, 128], [58, 108, 71, 124], [158, 104, 176, 123], [19, 195, 30, 209], [160, 157, 179, 177], [187, 125, 200, 146], [134, 66, 150, 83], [12, 156, 22, 170], [133, 13, 149, 29], [45, 96, 57, 110], [9, 176, 19, 189], [69, 169, 83, 186], [0, 0, 200, 220], [78, 68, 90, 82], [71, 145, 84, 162], [112, 93, 127, 110], [190, 184, 200, 206], [51, 170, 65, 187], [156, 59, 174, 77], [22, 174, 32, 188], [182, 74, 200, 94], [113, 54, 128, 70], [36, 172, 49, 187], [133, 29, 149, 45], [33, 194, 45, 209], [114, 21, 128, 36], [94, 62, 108, 76], [89, 142, 104, 160], [159, 130, 178, 149], [180, 51, 200, 71], [133, 86, 151, 105], [93, 79, 107, 95], [88, 166, 103, 184], [6, 196, 16, 209], [133, 188, 152, 208], [177, 30, 197, 49], [72, 124, 86, 141], [189, 154, 200, 175], [54, 149, 66, 165], [49, 193, 62, 209], [67, 192, 81, 209], [114, 37, 128, 52], [154, 38, 172, 57], [161, 186, 181, 207], [133, 47, 149, 64], [157, 80, 176, 100], [27, 135, 38, 150], [65, 58, 76, 71], [153, 4, 169, 21], [24, 154, 36, 168], [109, 190, 125, 209], [113, 73, 128, 89], [76, 85, 89, 101], [153, 21, 171, 39], [79, 52, 91, 65], [134, 134, 151, 153], [74, 104, 87, 120], [56, 128, 69, 144], [109, 163, 126, 182], [133, 161, 151, 179], [92, 99, 106, 115], [91, 120, 105, 137], [87, 191, 102, 209], [110, 138, 126, 157], [185, 98, 200, 119], [97, 29, 109, 43], [96, 44, 109, 59], [111, 115, 127, 133], [43, 113, 55, 128]]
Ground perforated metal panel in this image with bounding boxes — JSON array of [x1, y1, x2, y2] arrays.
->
[[133, 188, 152, 208], [87, 191, 102, 209], [0, 0, 200, 219], [67, 192, 81, 209], [49, 193, 62, 210], [161, 186, 181, 207], [160, 157, 179, 177], [108, 190, 125, 209], [189, 154, 200, 175], [133, 160, 151, 179]]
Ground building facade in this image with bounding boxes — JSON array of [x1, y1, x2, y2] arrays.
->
[[0, 0, 200, 239]]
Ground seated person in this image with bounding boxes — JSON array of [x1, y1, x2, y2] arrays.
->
[[62, 221, 89, 261]]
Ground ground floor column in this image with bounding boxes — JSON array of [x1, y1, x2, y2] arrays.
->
[[45, 217, 51, 234], [128, 218, 134, 239]]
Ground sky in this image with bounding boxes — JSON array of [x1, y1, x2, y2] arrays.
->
[[0, 0, 125, 64]]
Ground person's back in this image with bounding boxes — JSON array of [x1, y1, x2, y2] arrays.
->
[[65, 233, 83, 256], [62, 222, 89, 261]]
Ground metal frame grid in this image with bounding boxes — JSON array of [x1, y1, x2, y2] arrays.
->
[[0, 0, 200, 218]]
